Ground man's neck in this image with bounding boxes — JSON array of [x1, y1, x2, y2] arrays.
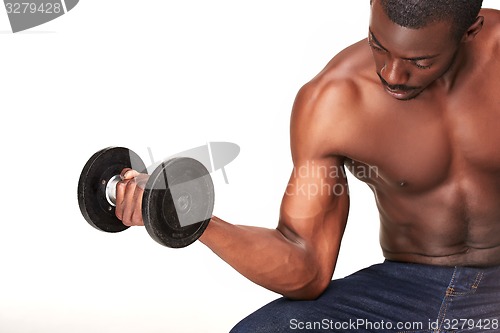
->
[[433, 43, 469, 93]]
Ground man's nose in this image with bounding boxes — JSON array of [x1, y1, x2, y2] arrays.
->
[[380, 58, 409, 87]]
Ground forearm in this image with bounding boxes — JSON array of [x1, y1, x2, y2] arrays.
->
[[199, 216, 331, 300]]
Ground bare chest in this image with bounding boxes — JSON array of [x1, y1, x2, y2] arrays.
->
[[341, 91, 500, 191]]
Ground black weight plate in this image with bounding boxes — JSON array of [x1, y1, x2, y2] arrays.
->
[[143, 157, 215, 248], [78, 147, 147, 233]]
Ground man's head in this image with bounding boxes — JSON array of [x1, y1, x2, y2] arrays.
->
[[369, 0, 484, 100], [374, 0, 483, 41]]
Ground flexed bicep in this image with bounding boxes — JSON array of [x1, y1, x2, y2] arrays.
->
[[278, 156, 350, 288]]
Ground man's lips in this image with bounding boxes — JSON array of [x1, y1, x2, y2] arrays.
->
[[377, 73, 420, 99], [384, 86, 413, 98]]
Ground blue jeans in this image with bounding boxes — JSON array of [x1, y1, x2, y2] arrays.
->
[[230, 261, 500, 332]]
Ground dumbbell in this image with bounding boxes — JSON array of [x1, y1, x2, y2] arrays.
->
[[77, 147, 215, 248]]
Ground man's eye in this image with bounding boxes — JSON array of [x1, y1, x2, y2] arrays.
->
[[413, 61, 432, 69], [368, 41, 385, 53]]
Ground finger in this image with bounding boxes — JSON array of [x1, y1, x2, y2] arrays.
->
[[128, 175, 148, 226], [120, 179, 138, 226], [120, 168, 141, 180], [115, 178, 131, 221], [130, 183, 145, 226]]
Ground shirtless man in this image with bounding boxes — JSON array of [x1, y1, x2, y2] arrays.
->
[[116, 0, 500, 331]]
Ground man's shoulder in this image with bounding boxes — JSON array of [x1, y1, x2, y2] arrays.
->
[[295, 39, 374, 120], [481, 8, 500, 42], [481, 7, 500, 22], [290, 39, 375, 160]]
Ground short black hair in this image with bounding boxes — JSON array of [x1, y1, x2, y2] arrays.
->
[[371, 0, 483, 40]]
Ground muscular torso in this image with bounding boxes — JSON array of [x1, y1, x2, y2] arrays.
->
[[318, 9, 500, 266]]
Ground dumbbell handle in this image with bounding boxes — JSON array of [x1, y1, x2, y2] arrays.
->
[[103, 166, 187, 209], [104, 168, 206, 225], [104, 175, 122, 207], [105, 172, 149, 207]]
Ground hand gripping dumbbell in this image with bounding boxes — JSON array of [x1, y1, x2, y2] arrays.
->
[[77, 147, 215, 248]]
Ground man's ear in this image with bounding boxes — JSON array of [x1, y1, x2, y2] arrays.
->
[[461, 16, 484, 43]]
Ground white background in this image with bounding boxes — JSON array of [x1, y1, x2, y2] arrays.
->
[[0, 1, 498, 332]]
